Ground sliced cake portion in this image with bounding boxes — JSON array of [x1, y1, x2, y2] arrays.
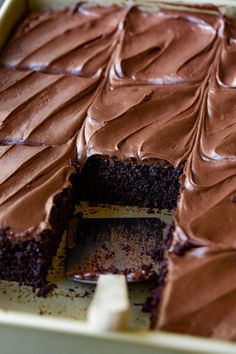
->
[[0, 4, 127, 76], [76, 77, 201, 208], [0, 139, 77, 289]]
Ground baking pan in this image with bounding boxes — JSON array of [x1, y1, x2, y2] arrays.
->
[[0, 0, 236, 353]]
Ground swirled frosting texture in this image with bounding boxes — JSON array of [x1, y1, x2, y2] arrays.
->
[[0, 6, 127, 77], [77, 7, 223, 166], [0, 67, 98, 144], [1, 4, 236, 340], [114, 8, 221, 84], [172, 17, 236, 250], [158, 248, 236, 340], [0, 139, 76, 238]]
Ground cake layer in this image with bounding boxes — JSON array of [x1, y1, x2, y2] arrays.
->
[[0, 67, 98, 145], [0, 186, 74, 290], [78, 155, 182, 209], [0, 140, 77, 289], [0, 5, 126, 76], [156, 248, 236, 340]]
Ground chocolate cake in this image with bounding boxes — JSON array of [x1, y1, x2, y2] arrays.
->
[[78, 156, 182, 209], [0, 2, 236, 341], [0, 140, 77, 289]]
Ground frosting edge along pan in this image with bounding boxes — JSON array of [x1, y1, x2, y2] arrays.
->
[[0, 0, 236, 354]]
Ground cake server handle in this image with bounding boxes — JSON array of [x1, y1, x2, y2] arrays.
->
[[87, 274, 131, 331]]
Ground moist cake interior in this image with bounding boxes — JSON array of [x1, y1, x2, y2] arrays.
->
[[0, 2, 236, 341], [78, 156, 182, 209]]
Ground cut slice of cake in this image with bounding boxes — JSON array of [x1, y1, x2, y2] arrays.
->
[[0, 140, 77, 290], [76, 5, 221, 208]]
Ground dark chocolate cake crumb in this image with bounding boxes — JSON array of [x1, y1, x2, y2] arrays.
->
[[78, 155, 182, 209], [37, 283, 57, 298], [142, 259, 168, 328], [0, 184, 75, 294]]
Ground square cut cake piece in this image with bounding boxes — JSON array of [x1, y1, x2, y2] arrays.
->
[[76, 77, 199, 208], [76, 6, 221, 209], [0, 66, 95, 289], [0, 140, 77, 290]]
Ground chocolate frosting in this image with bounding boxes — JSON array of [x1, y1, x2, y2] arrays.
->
[[158, 248, 236, 340], [0, 138, 76, 238], [1, 3, 236, 340], [0, 6, 127, 77], [114, 8, 221, 84], [0, 67, 98, 145], [172, 17, 236, 250], [77, 7, 223, 165]]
